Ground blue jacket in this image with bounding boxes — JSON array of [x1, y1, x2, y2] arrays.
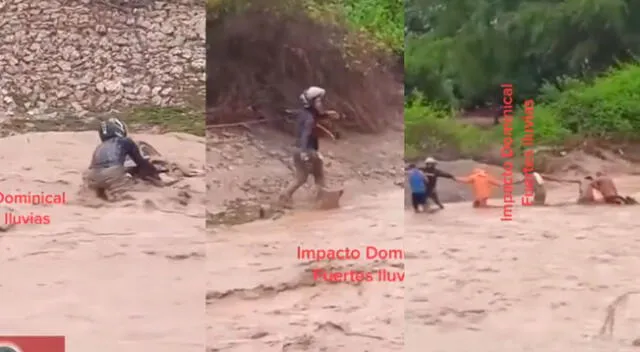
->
[[408, 168, 427, 193]]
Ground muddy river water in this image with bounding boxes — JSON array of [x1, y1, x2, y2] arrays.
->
[[207, 189, 404, 351], [0, 132, 206, 352], [407, 176, 640, 352], [3, 131, 639, 352]]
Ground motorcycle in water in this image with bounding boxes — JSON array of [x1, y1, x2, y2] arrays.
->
[[124, 140, 179, 186]]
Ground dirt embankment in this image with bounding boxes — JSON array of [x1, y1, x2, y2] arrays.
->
[[206, 1, 404, 225], [206, 0, 402, 130], [0, 0, 204, 120]]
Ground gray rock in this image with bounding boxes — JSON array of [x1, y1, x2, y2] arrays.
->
[[0, 0, 204, 115]]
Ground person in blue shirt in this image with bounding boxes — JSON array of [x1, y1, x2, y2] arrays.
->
[[407, 163, 428, 212]]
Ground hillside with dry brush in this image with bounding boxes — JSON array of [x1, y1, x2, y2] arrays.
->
[[206, 0, 403, 135]]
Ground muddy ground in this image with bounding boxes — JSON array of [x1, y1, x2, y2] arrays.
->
[[0, 131, 206, 352], [206, 127, 404, 225]]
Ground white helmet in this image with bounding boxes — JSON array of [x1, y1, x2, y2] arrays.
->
[[300, 86, 326, 108], [99, 117, 128, 141], [424, 157, 437, 164]]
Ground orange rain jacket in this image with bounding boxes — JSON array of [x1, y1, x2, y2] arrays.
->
[[457, 168, 502, 200]]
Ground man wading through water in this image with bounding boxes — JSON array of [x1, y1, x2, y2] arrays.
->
[[420, 157, 455, 210], [280, 86, 331, 206]]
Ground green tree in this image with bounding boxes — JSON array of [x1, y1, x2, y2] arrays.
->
[[405, 0, 639, 108]]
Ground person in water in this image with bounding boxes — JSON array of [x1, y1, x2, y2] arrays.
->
[[84, 117, 160, 201], [456, 168, 502, 207], [514, 171, 579, 205], [592, 171, 637, 204], [524, 173, 607, 204], [558, 173, 636, 205], [420, 157, 455, 209], [524, 171, 547, 205], [281, 86, 331, 204], [407, 164, 428, 213]]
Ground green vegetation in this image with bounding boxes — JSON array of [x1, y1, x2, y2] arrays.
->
[[0, 106, 204, 137], [404, 94, 494, 159], [405, 0, 640, 159], [125, 106, 204, 136], [208, 0, 403, 54], [311, 0, 403, 54]]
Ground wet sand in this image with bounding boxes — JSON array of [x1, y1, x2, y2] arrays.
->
[[207, 189, 404, 351], [406, 177, 640, 351], [0, 132, 205, 352]]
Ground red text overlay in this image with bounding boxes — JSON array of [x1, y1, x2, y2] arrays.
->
[[298, 246, 405, 283], [0, 192, 67, 225], [500, 83, 535, 221]]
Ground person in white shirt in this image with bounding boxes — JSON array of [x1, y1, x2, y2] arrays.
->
[[515, 171, 590, 205]]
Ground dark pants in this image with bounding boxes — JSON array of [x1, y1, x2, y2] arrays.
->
[[411, 192, 427, 211], [282, 150, 326, 200], [83, 165, 133, 201], [427, 189, 444, 208]]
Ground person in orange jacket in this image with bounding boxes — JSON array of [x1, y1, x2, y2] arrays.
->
[[455, 168, 502, 207]]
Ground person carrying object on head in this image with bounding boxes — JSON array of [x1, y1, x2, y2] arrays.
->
[[83, 117, 161, 201], [420, 157, 455, 209], [280, 86, 332, 204]]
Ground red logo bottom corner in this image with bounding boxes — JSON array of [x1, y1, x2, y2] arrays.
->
[[0, 336, 65, 352]]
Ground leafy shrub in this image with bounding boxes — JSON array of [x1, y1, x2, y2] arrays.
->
[[405, 93, 493, 157], [506, 104, 569, 147], [551, 63, 640, 137]]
